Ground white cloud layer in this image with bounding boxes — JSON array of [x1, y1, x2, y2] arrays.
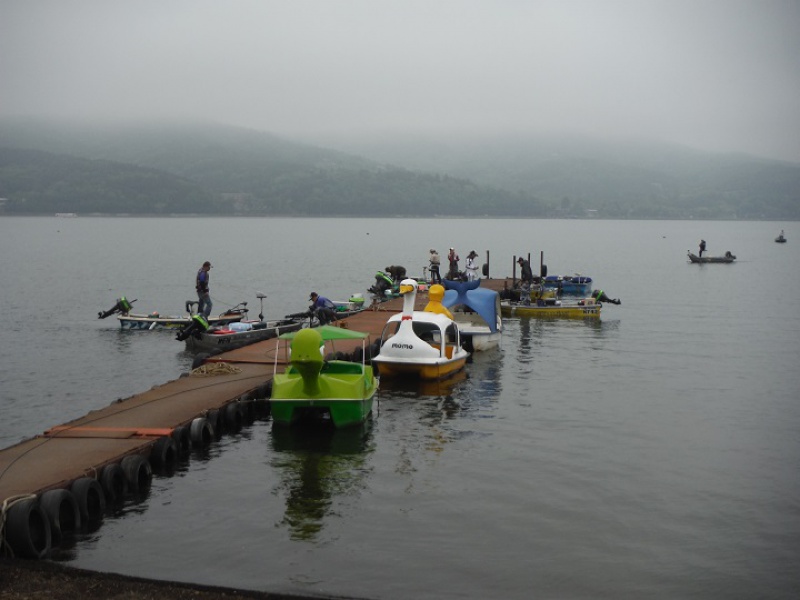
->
[[2, 0, 799, 161]]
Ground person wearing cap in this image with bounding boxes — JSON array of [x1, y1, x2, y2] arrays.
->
[[428, 249, 441, 284], [196, 261, 213, 317], [447, 248, 460, 279], [517, 257, 534, 284], [308, 292, 336, 325], [465, 250, 480, 281]]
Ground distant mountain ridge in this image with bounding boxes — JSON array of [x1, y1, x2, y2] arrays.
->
[[1, 118, 797, 219], [308, 132, 800, 219]]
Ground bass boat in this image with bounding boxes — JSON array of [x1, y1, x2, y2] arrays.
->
[[177, 293, 303, 351], [500, 286, 601, 319], [687, 251, 736, 264], [98, 296, 248, 330], [372, 278, 469, 380], [270, 326, 379, 428]]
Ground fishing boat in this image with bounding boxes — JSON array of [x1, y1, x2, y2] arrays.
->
[[500, 297, 601, 319], [775, 231, 786, 243], [442, 279, 502, 352], [179, 317, 303, 352], [372, 279, 469, 380], [270, 326, 379, 428], [177, 293, 303, 351], [687, 251, 736, 264], [500, 285, 600, 319], [98, 296, 249, 329], [542, 274, 593, 295]]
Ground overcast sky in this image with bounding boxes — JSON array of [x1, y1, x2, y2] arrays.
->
[[2, 0, 799, 162]]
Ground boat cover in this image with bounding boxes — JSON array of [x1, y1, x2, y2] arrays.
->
[[442, 279, 501, 333], [279, 324, 369, 340]]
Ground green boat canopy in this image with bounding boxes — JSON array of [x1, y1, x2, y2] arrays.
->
[[279, 324, 369, 341]]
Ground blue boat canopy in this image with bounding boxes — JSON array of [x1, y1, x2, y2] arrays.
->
[[441, 279, 501, 333]]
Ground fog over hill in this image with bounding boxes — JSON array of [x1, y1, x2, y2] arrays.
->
[[1, 118, 798, 219]]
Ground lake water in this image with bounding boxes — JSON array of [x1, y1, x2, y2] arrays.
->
[[1, 216, 798, 599]]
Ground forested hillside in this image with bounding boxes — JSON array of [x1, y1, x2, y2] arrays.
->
[[0, 147, 220, 214], [312, 133, 800, 220], [1, 118, 798, 218]]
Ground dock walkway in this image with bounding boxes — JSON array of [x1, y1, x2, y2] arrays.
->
[[0, 278, 510, 557]]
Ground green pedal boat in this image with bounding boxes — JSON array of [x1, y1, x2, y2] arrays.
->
[[270, 326, 379, 428]]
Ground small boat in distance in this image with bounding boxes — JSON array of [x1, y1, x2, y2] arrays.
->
[[687, 251, 736, 264], [775, 230, 786, 243]]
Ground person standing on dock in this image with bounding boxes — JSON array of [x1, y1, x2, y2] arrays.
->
[[517, 257, 534, 284], [699, 239, 706, 257], [196, 261, 212, 317], [447, 248, 460, 279], [429, 249, 441, 284], [515, 257, 534, 306], [465, 250, 480, 281]]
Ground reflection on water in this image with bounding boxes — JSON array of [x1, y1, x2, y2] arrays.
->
[[269, 422, 375, 541]]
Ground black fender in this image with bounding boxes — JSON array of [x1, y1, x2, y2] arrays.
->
[[99, 463, 127, 508], [70, 477, 106, 524], [120, 454, 152, 495], [4, 497, 51, 559], [171, 425, 192, 457], [224, 402, 243, 432], [149, 436, 178, 472], [39, 488, 80, 543], [190, 417, 214, 447]]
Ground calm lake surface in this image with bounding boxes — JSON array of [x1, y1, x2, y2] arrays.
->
[[1, 217, 798, 599]]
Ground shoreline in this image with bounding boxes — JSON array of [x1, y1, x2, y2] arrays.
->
[[0, 559, 361, 600]]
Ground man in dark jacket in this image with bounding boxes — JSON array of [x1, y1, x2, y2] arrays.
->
[[517, 257, 534, 284], [196, 261, 212, 317]]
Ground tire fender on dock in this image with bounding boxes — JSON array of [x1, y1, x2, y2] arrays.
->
[[224, 401, 243, 432], [3, 497, 52, 559], [39, 488, 81, 543], [238, 396, 256, 424], [120, 454, 153, 495], [171, 425, 192, 456], [204, 410, 223, 440], [70, 477, 106, 524], [100, 463, 127, 507], [189, 417, 214, 447], [149, 436, 178, 471]]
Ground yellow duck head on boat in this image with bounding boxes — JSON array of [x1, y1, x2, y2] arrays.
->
[[288, 328, 324, 395], [423, 284, 454, 319]]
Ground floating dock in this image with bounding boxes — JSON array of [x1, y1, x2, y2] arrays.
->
[[0, 279, 511, 559]]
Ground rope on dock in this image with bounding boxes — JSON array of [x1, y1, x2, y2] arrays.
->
[[190, 362, 243, 377], [0, 494, 37, 558]]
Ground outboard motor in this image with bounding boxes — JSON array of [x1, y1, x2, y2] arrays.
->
[[98, 296, 135, 319], [368, 271, 394, 296], [176, 314, 210, 341]]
